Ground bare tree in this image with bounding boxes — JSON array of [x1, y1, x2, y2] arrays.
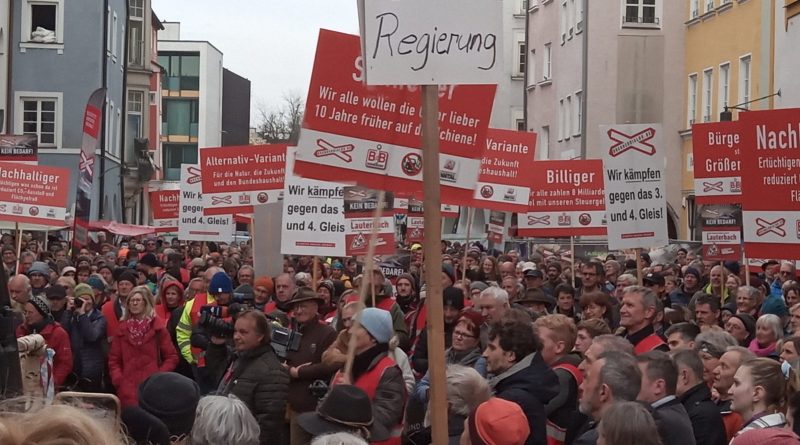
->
[[255, 92, 304, 144]]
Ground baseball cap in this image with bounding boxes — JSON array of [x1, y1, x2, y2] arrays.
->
[[643, 272, 665, 286]]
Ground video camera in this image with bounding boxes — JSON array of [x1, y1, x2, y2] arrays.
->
[[197, 305, 235, 338]]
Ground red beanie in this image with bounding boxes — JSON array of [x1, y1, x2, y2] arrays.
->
[[468, 398, 530, 445], [254, 276, 274, 294]]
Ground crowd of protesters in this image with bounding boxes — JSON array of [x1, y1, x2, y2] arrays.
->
[[3, 231, 800, 445]]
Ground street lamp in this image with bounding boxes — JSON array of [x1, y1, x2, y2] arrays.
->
[[720, 90, 781, 121]]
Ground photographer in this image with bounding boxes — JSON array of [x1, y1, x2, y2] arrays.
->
[[284, 287, 338, 445], [68, 283, 108, 392]]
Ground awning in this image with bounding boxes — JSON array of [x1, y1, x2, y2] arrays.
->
[[88, 221, 157, 237]]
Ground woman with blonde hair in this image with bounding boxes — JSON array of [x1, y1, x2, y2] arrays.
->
[[0, 403, 124, 445], [597, 401, 662, 445], [730, 358, 788, 436], [748, 314, 783, 358], [108, 285, 178, 406]]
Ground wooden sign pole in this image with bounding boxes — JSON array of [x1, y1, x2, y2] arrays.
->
[[462, 207, 474, 284], [421, 84, 448, 445], [570, 235, 576, 288], [636, 248, 644, 285], [15, 223, 22, 274]]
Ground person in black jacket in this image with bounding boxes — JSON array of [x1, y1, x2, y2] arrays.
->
[[217, 310, 289, 445], [635, 350, 697, 445], [673, 349, 727, 445], [68, 283, 108, 392], [484, 310, 559, 445]]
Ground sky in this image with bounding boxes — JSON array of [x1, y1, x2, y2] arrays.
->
[[152, 0, 360, 126]]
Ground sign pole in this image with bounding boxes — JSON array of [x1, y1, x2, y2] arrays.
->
[[343, 191, 386, 380], [570, 236, 576, 287], [462, 207, 474, 284], [421, 84, 448, 445], [743, 250, 750, 287], [636, 248, 644, 285], [14, 223, 22, 275]]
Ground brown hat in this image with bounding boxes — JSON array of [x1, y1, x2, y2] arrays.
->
[[288, 286, 324, 307]]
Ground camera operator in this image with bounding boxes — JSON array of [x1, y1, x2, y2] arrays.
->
[[284, 287, 338, 445], [218, 310, 289, 445], [67, 283, 108, 392], [175, 271, 234, 394]]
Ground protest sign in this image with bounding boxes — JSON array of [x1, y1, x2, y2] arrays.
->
[[149, 189, 179, 233], [0, 161, 69, 225], [406, 198, 425, 243], [517, 160, 606, 237], [343, 186, 395, 256], [441, 204, 459, 218], [294, 29, 496, 205], [699, 204, 742, 261], [0, 135, 37, 163], [601, 124, 667, 249], [281, 148, 346, 256], [178, 164, 234, 242], [474, 128, 536, 212], [740, 108, 800, 258], [360, 0, 503, 85], [487, 211, 505, 244], [692, 121, 742, 204], [199, 144, 286, 215]]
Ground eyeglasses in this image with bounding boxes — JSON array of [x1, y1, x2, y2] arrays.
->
[[453, 330, 476, 339], [781, 271, 793, 275]]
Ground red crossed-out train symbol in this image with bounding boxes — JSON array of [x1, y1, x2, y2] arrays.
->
[[607, 127, 656, 157], [528, 215, 551, 225], [315, 139, 354, 162], [703, 181, 723, 192], [79, 151, 94, 176], [186, 166, 202, 184], [755, 218, 786, 237]]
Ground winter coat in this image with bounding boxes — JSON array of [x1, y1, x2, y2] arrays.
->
[[218, 343, 289, 445], [413, 346, 486, 404], [678, 383, 726, 445], [490, 352, 559, 445], [652, 397, 697, 445], [285, 317, 338, 413], [155, 280, 185, 323], [68, 308, 108, 381], [16, 321, 73, 390], [108, 317, 178, 406]]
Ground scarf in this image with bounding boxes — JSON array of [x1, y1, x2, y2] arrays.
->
[[127, 316, 154, 346], [351, 343, 389, 381], [748, 338, 777, 358]]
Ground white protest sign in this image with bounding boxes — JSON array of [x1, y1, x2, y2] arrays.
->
[[281, 148, 347, 256], [600, 124, 667, 250], [361, 0, 503, 85], [178, 164, 234, 242]]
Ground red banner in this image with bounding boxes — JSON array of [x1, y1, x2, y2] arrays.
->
[[199, 144, 286, 215], [343, 186, 395, 256], [73, 88, 106, 249], [0, 162, 70, 226], [740, 108, 800, 259], [474, 128, 536, 212], [150, 190, 179, 232], [294, 29, 496, 205], [692, 121, 742, 204], [517, 160, 606, 237], [487, 210, 505, 244], [406, 198, 425, 244]]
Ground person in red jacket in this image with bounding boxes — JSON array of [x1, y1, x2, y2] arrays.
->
[[17, 295, 73, 390], [108, 285, 178, 407]]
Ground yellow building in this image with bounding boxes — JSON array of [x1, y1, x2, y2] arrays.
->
[[679, 0, 776, 240]]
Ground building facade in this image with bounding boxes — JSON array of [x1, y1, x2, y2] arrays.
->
[[8, 0, 127, 222], [221, 68, 251, 146], [526, 0, 684, 238], [679, 0, 775, 239], [775, 0, 800, 108]]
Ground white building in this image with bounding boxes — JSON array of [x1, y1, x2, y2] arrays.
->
[[775, 3, 800, 108]]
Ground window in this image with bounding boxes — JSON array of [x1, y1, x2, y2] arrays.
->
[[162, 99, 199, 138], [739, 55, 751, 108], [527, 50, 537, 87], [576, 0, 584, 31], [719, 63, 730, 112], [163, 144, 198, 181], [557, 99, 564, 141], [702, 69, 713, 122], [128, 0, 144, 66], [705, 0, 715, 13], [21, 0, 64, 47], [127, 90, 144, 160], [149, 92, 157, 106], [159, 53, 201, 93], [540, 126, 550, 160], [106, 100, 114, 158], [561, 1, 568, 43], [565, 96, 571, 140], [516, 119, 526, 132], [516, 41, 526, 77], [623, 0, 659, 25], [690, 0, 699, 18], [112, 13, 118, 59], [17, 94, 61, 148], [574, 91, 582, 136], [688, 74, 697, 127], [542, 43, 552, 80]]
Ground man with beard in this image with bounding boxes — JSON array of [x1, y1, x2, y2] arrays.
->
[[394, 273, 418, 314], [542, 262, 565, 297]]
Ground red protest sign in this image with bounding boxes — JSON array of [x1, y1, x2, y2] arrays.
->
[[294, 29, 496, 205], [474, 128, 536, 212], [0, 161, 69, 225], [150, 190, 179, 232], [487, 211, 505, 244], [343, 186, 395, 256], [692, 122, 742, 204], [740, 108, 800, 258], [200, 144, 286, 215], [517, 160, 606, 237]]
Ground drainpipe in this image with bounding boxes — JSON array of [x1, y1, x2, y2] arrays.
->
[[120, 0, 130, 223], [6, 0, 14, 133], [580, 0, 589, 159], [523, 2, 529, 130], [99, 0, 109, 220]]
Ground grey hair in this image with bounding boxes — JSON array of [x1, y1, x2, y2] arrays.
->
[[725, 345, 757, 363], [672, 349, 705, 382], [592, 334, 634, 355], [10, 274, 32, 293], [695, 330, 738, 358], [597, 351, 641, 401], [238, 264, 255, 274], [756, 314, 784, 342], [480, 286, 509, 304], [623, 286, 658, 311], [311, 432, 369, 445], [782, 261, 797, 274], [446, 364, 491, 416], [599, 401, 662, 445], [616, 273, 637, 288], [191, 395, 260, 445], [737, 286, 760, 301]]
